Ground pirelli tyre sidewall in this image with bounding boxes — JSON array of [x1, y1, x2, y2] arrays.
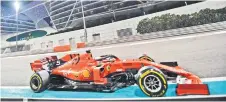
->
[[137, 68, 168, 97], [30, 70, 49, 93]]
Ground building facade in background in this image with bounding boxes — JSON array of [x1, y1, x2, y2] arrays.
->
[[46, 0, 166, 30], [1, 0, 204, 53], [1, 14, 36, 35]]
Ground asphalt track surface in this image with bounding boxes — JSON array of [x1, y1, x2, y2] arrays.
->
[[0, 77, 226, 101], [1, 30, 226, 86]]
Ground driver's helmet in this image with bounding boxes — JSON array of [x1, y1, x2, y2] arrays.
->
[[86, 50, 93, 58]]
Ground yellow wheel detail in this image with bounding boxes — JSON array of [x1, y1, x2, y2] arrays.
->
[[137, 69, 168, 97], [30, 71, 49, 93], [30, 73, 42, 92], [139, 76, 151, 96]]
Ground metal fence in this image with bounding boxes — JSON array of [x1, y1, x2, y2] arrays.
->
[[1, 21, 226, 58], [86, 21, 226, 47]]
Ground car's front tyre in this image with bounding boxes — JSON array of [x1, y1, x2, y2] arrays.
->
[[137, 67, 168, 97]]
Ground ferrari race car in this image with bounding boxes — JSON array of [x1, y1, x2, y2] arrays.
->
[[30, 50, 209, 97]]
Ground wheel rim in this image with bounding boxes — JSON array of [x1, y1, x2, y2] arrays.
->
[[143, 75, 162, 93], [31, 77, 40, 90]]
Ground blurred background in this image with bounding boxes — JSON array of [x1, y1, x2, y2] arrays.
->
[[1, 0, 226, 55]]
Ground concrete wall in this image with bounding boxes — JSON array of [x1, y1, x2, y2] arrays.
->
[[1, 1, 226, 49]]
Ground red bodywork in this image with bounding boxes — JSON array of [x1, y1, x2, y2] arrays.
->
[[30, 51, 209, 96]]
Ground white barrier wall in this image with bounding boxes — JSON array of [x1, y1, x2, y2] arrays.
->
[[1, 1, 226, 49]]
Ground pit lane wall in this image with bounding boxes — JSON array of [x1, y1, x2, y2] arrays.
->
[[1, 30, 226, 86]]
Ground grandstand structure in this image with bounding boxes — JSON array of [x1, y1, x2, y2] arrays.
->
[[1, 0, 196, 34], [1, 0, 202, 53], [1, 16, 36, 35], [46, 0, 166, 30], [46, 0, 198, 32], [1, 1, 51, 34]]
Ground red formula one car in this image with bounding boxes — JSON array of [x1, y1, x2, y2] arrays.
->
[[30, 50, 209, 97]]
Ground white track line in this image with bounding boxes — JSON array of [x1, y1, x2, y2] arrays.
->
[[2, 30, 226, 59], [1, 86, 30, 89], [1, 77, 226, 89], [201, 77, 226, 82], [1, 94, 226, 100]]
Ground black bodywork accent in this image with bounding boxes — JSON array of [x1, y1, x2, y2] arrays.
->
[[125, 68, 139, 75], [160, 62, 178, 67], [47, 59, 65, 70], [48, 71, 136, 92], [49, 74, 65, 85], [160, 62, 178, 78]]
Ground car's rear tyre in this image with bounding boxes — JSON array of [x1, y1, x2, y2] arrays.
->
[[137, 67, 168, 97], [30, 70, 49, 93]]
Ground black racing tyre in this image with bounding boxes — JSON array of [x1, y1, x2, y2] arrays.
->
[[139, 55, 155, 62], [137, 68, 168, 97], [30, 70, 49, 93]]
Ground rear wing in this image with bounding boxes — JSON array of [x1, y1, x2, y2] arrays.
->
[[30, 61, 42, 72], [30, 51, 91, 72], [30, 56, 58, 72]]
